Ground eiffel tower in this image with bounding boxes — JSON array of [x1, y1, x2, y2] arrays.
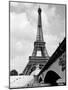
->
[[23, 7, 49, 75]]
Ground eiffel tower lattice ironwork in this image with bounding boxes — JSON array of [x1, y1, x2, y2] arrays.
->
[[22, 7, 49, 75]]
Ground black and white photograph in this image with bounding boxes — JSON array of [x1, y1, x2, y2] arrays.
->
[[9, 1, 66, 88]]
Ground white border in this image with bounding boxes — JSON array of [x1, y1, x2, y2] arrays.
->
[[0, 0, 68, 90]]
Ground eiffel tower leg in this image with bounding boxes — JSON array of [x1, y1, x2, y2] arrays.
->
[[23, 63, 31, 75], [27, 65, 33, 75], [44, 47, 49, 57], [32, 48, 37, 56], [27, 64, 37, 75], [41, 47, 45, 57], [23, 63, 36, 75]]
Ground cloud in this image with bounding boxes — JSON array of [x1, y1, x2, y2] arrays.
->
[[16, 41, 23, 51], [44, 34, 60, 56], [10, 12, 29, 32], [10, 2, 35, 14]]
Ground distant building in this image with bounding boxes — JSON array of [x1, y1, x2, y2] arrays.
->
[[10, 69, 18, 76]]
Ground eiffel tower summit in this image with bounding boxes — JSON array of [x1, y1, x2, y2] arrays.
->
[[23, 7, 49, 75]]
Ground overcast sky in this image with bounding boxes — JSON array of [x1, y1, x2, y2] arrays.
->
[[10, 2, 65, 73]]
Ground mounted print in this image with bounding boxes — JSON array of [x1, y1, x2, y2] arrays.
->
[[9, 1, 66, 89]]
